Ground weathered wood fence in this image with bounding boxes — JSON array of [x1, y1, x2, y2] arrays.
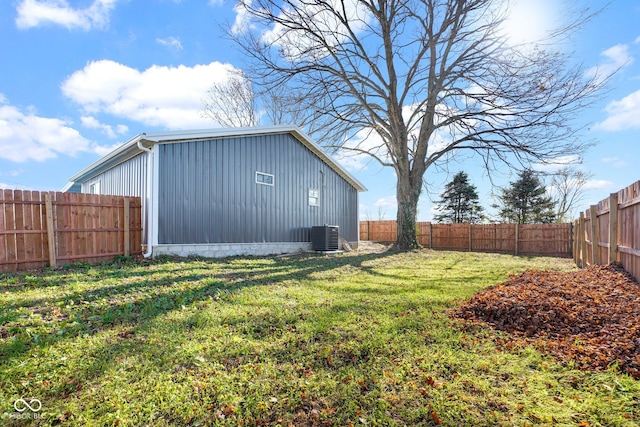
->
[[0, 190, 142, 272], [360, 221, 572, 257], [574, 179, 640, 282]]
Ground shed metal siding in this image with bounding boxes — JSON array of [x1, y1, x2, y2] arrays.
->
[[79, 152, 147, 198], [157, 133, 358, 244], [80, 153, 148, 242]]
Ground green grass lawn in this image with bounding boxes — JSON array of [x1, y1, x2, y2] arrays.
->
[[0, 249, 638, 426]]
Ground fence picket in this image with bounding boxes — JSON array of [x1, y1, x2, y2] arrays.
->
[[360, 221, 571, 257], [3, 190, 17, 272], [44, 193, 57, 268], [573, 180, 640, 282], [0, 190, 142, 272], [0, 191, 7, 269]]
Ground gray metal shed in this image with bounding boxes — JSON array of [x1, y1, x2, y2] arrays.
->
[[65, 126, 366, 258]]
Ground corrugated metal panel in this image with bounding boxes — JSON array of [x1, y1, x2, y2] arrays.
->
[[80, 153, 148, 242], [158, 133, 359, 245], [79, 153, 147, 198]]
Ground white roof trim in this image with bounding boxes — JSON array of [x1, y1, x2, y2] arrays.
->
[[68, 125, 367, 192]]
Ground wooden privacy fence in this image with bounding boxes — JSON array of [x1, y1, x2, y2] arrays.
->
[[0, 190, 142, 272], [574, 179, 640, 282], [360, 220, 572, 257]]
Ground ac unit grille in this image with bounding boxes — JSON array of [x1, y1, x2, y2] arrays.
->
[[311, 225, 339, 251]]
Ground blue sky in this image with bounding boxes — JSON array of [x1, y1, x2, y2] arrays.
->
[[0, 0, 638, 222]]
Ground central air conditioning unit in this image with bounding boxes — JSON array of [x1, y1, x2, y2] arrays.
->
[[311, 225, 339, 251]]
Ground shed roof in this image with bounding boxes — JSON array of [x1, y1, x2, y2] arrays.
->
[[66, 125, 367, 192]]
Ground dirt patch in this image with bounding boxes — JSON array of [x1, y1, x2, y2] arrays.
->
[[356, 241, 394, 254], [451, 263, 640, 379]]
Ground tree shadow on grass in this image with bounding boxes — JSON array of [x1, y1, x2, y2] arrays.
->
[[5, 271, 440, 424], [0, 249, 584, 425], [0, 249, 416, 424], [0, 249, 398, 364]]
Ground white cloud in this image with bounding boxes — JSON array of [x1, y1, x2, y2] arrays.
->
[[15, 0, 118, 30], [0, 182, 32, 190], [231, 0, 255, 35], [374, 195, 397, 209], [583, 179, 615, 190], [584, 44, 633, 82], [635, 36, 640, 44], [331, 149, 372, 172], [0, 170, 29, 190], [0, 169, 23, 177], [80, 115, 128, 138], [156, 36, 183, 52], [0, 95, 119, 162], [533, 155, 582, 172], [62, 60, 237, 129], [601, 156, 629, 168], [254, 0, 372, 61], [336, 128, 388, 171], [0, 103, 91, 162], [357, 196, 398, 220], [333, 101, 459, 172], [594, 89, 640, 131], [93, 142, 123, 156]]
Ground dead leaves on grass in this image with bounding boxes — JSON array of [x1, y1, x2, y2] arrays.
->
[[452, 263, 640, 378]]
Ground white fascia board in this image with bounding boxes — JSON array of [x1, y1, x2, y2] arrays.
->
[[68, 134, 147, 183], [61, 181, 80, 192], [141, 124, 299, 143]]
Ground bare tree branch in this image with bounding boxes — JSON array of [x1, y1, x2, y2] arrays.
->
[[201, 69, 258, 127], [547, 166, 594, 222], [228, 0, 608, 248]]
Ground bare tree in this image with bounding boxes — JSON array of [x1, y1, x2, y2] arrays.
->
[[363, 206, 387, 221], [202, 69, 315, 129], [201, 70, 258, 127], [230, 0, 605, 249], [259, 83, 314, 128], [549, 167, 593, 222]]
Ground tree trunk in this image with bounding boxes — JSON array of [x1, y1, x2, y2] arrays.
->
[[395, 173, 421, 250]]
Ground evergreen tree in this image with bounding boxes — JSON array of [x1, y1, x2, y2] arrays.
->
[[434, 172, 485, 223], [495, 170, 556, 224]]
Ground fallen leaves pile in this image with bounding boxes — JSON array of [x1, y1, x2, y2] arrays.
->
[[452, 263, 640, 379]]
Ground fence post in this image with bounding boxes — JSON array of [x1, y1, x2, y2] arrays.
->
[[579, 211, 586, 268], [590, 205, 599, 265], [124, 198, 131, 257], [468, 223, 472, 251], [571, 219, 580, 267], [569, 222, 574, 259], [44, 193, 57, 268], [609, 193, 618, 264], [514, 223, 519, 256], [429, 222, 433, 249]]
